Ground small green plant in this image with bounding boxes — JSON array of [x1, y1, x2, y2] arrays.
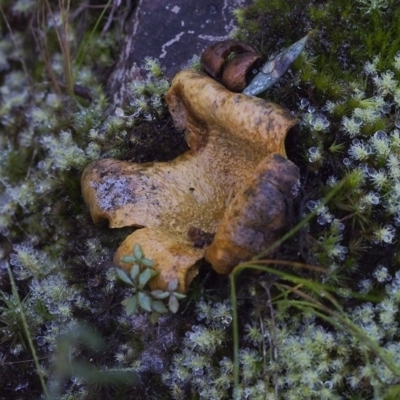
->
[[117, 243, 186, 319], [0, 290, 32, 348]]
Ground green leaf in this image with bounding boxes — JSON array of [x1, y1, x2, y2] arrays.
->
[[243, 32, 311, 96], [151, 290, 170, 300], [168, 294, 179, 314], [167, 278, 178, 292], [138, 292, 152, 312], [116, 269, 133, 285], [120, 255, 136, 264], [122, 295, 138, 316], [141, 258, 154, 267], [130, 264, 140, 281], [138, 268, 158, 290], [152, 300, 168, 314], [150, 312, 160, 325], [173, 292, 186, 300], [133, 243, 143, 260]]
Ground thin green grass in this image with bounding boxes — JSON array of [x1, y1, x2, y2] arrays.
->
[[6, 265, 50, 399], [74, 0, 113, 70]]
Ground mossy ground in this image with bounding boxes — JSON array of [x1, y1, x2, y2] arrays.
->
[[233, 0, 400, 275], [1, 0, 400, 399]]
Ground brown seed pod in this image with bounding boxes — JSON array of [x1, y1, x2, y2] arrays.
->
[[200, 39, 257, 79], [221, 51, 261, 92]]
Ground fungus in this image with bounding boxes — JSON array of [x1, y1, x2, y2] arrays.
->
[[81, 69, 299, 293]]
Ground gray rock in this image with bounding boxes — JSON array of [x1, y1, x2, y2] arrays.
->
[[107, 0, 251, 105]]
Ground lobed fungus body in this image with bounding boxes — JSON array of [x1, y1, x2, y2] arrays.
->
[[82, 69, 299, 292]]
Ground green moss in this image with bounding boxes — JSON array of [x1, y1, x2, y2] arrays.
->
[[313, 71, 345, 100], [2, 148, 33, 183], [234, 0, 400, 108]]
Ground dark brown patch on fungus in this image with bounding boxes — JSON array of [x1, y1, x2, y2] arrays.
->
[[187, 226, 214, 249], [205, 153, 300, 275]]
